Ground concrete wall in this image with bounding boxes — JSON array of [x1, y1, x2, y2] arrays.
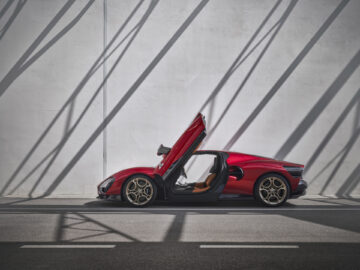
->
[[0, 0, 359, 198]]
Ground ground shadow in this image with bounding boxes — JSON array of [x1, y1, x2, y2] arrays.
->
[[1, 198, 359, 242]]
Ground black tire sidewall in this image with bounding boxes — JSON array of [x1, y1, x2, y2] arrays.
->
[[122, 175, 157, 207], [254, 173, 290, 207]]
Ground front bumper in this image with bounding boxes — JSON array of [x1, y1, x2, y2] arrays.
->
[[97, 194, 122, 201], [97, 176, 117, 200], [291, 179, 307, 198]]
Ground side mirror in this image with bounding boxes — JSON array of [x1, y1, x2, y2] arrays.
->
[[157, 144, 171, 156]]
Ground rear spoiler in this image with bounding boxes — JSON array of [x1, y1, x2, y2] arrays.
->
[[157, 144, 171, 156]]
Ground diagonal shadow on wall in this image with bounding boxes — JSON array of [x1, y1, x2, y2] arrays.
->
[[304, 88, 360, 174], [0, 0, 148, 196], [318, 127, 360, 195], [309, 131, 359, 184], [301, 83, 360, 194], [25, 0, 159, 197], [185, 0, 288, 173], [0, 0, 26, 41], [0, 0, 95, 98], [0, 0, 14, 20], [187, 0, 297, 176], [3, 0, 156, 197], [198, 0, 282, 115], [275, 50, 360, 161], [222, 0, 350, 151], [203, 0, 297, 144], [43, 0, 210, 197], [336, 164, 360, 198], [273, 51, 360, 193]]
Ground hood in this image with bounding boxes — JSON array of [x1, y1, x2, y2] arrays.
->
[[111, 167, 156, 180]]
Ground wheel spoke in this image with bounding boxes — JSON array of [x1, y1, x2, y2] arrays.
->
[[269, 178, 274, 187], [259, 176, 287, 205], [142, 192, 151, 200], [273, 193, 281, 201], [133, 178, 140, 188], [144, 182, 151, 188], [137, 180, 146, 188], [128, 191, 137, 196], [127, 183, 136, 191], [129, 191, 140, 203], [126, 177, 153, 205]]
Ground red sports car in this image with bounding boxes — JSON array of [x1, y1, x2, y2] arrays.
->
[[97, 113, 307, 207]]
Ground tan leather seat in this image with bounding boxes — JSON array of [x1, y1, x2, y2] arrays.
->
[[192, 173, 216, 193]]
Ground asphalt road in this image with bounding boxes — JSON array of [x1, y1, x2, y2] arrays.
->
[[0, 197, 359, 270]]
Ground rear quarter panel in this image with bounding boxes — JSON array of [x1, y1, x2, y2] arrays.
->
[[223, 160, 301, 195]]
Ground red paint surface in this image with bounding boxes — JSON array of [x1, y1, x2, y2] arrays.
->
[[223, 152, 303, 194], [154, 113, 205, 176], [105, 167, 155, 195]]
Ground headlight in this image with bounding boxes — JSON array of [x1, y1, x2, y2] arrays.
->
[[99, 177, 115, 194]]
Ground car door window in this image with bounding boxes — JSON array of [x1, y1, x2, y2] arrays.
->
[[176, 154, 216, 185]]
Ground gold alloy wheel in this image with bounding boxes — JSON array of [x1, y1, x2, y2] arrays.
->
[[125, 177, 154, 206], [259, 176, 288, 205]]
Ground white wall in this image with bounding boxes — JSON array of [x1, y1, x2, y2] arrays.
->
[[0, 0, 359, 198]]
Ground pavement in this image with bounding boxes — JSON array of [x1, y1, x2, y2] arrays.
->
[[0, 197, 359, 270]]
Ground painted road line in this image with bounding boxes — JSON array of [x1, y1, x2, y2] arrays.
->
[[20, 245, 115, 249], [1, 207, 360, 211], [200, 245, 299, 249]]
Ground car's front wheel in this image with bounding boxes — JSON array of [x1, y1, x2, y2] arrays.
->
[[255, 174, 289, 207], [122, 175, 157, 207]]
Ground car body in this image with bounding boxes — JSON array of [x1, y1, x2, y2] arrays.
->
[[97, 113, 307, 207]]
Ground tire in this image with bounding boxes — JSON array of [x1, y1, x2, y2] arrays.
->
[[254, 173, 290, 207], [122, 175, 157, 207]]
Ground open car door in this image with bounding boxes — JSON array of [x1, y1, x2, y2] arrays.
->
[[154, 113, 206, 180]]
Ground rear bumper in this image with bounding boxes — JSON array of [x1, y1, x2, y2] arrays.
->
[[291, 179, 307, 198]]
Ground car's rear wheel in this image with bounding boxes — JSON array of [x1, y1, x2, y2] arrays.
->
[[122, 175, 157, 207], [255, 174, 289, 207]]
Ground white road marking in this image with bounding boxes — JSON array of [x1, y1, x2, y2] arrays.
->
[[1, 207, 360, 211], [20, 245, 115, 249], [200, 245, 299, 249]]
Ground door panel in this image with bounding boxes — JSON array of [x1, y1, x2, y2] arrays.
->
[[154, 113, 206, 179]]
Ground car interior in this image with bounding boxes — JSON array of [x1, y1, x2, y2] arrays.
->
[[174, 154, 220, 194]]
